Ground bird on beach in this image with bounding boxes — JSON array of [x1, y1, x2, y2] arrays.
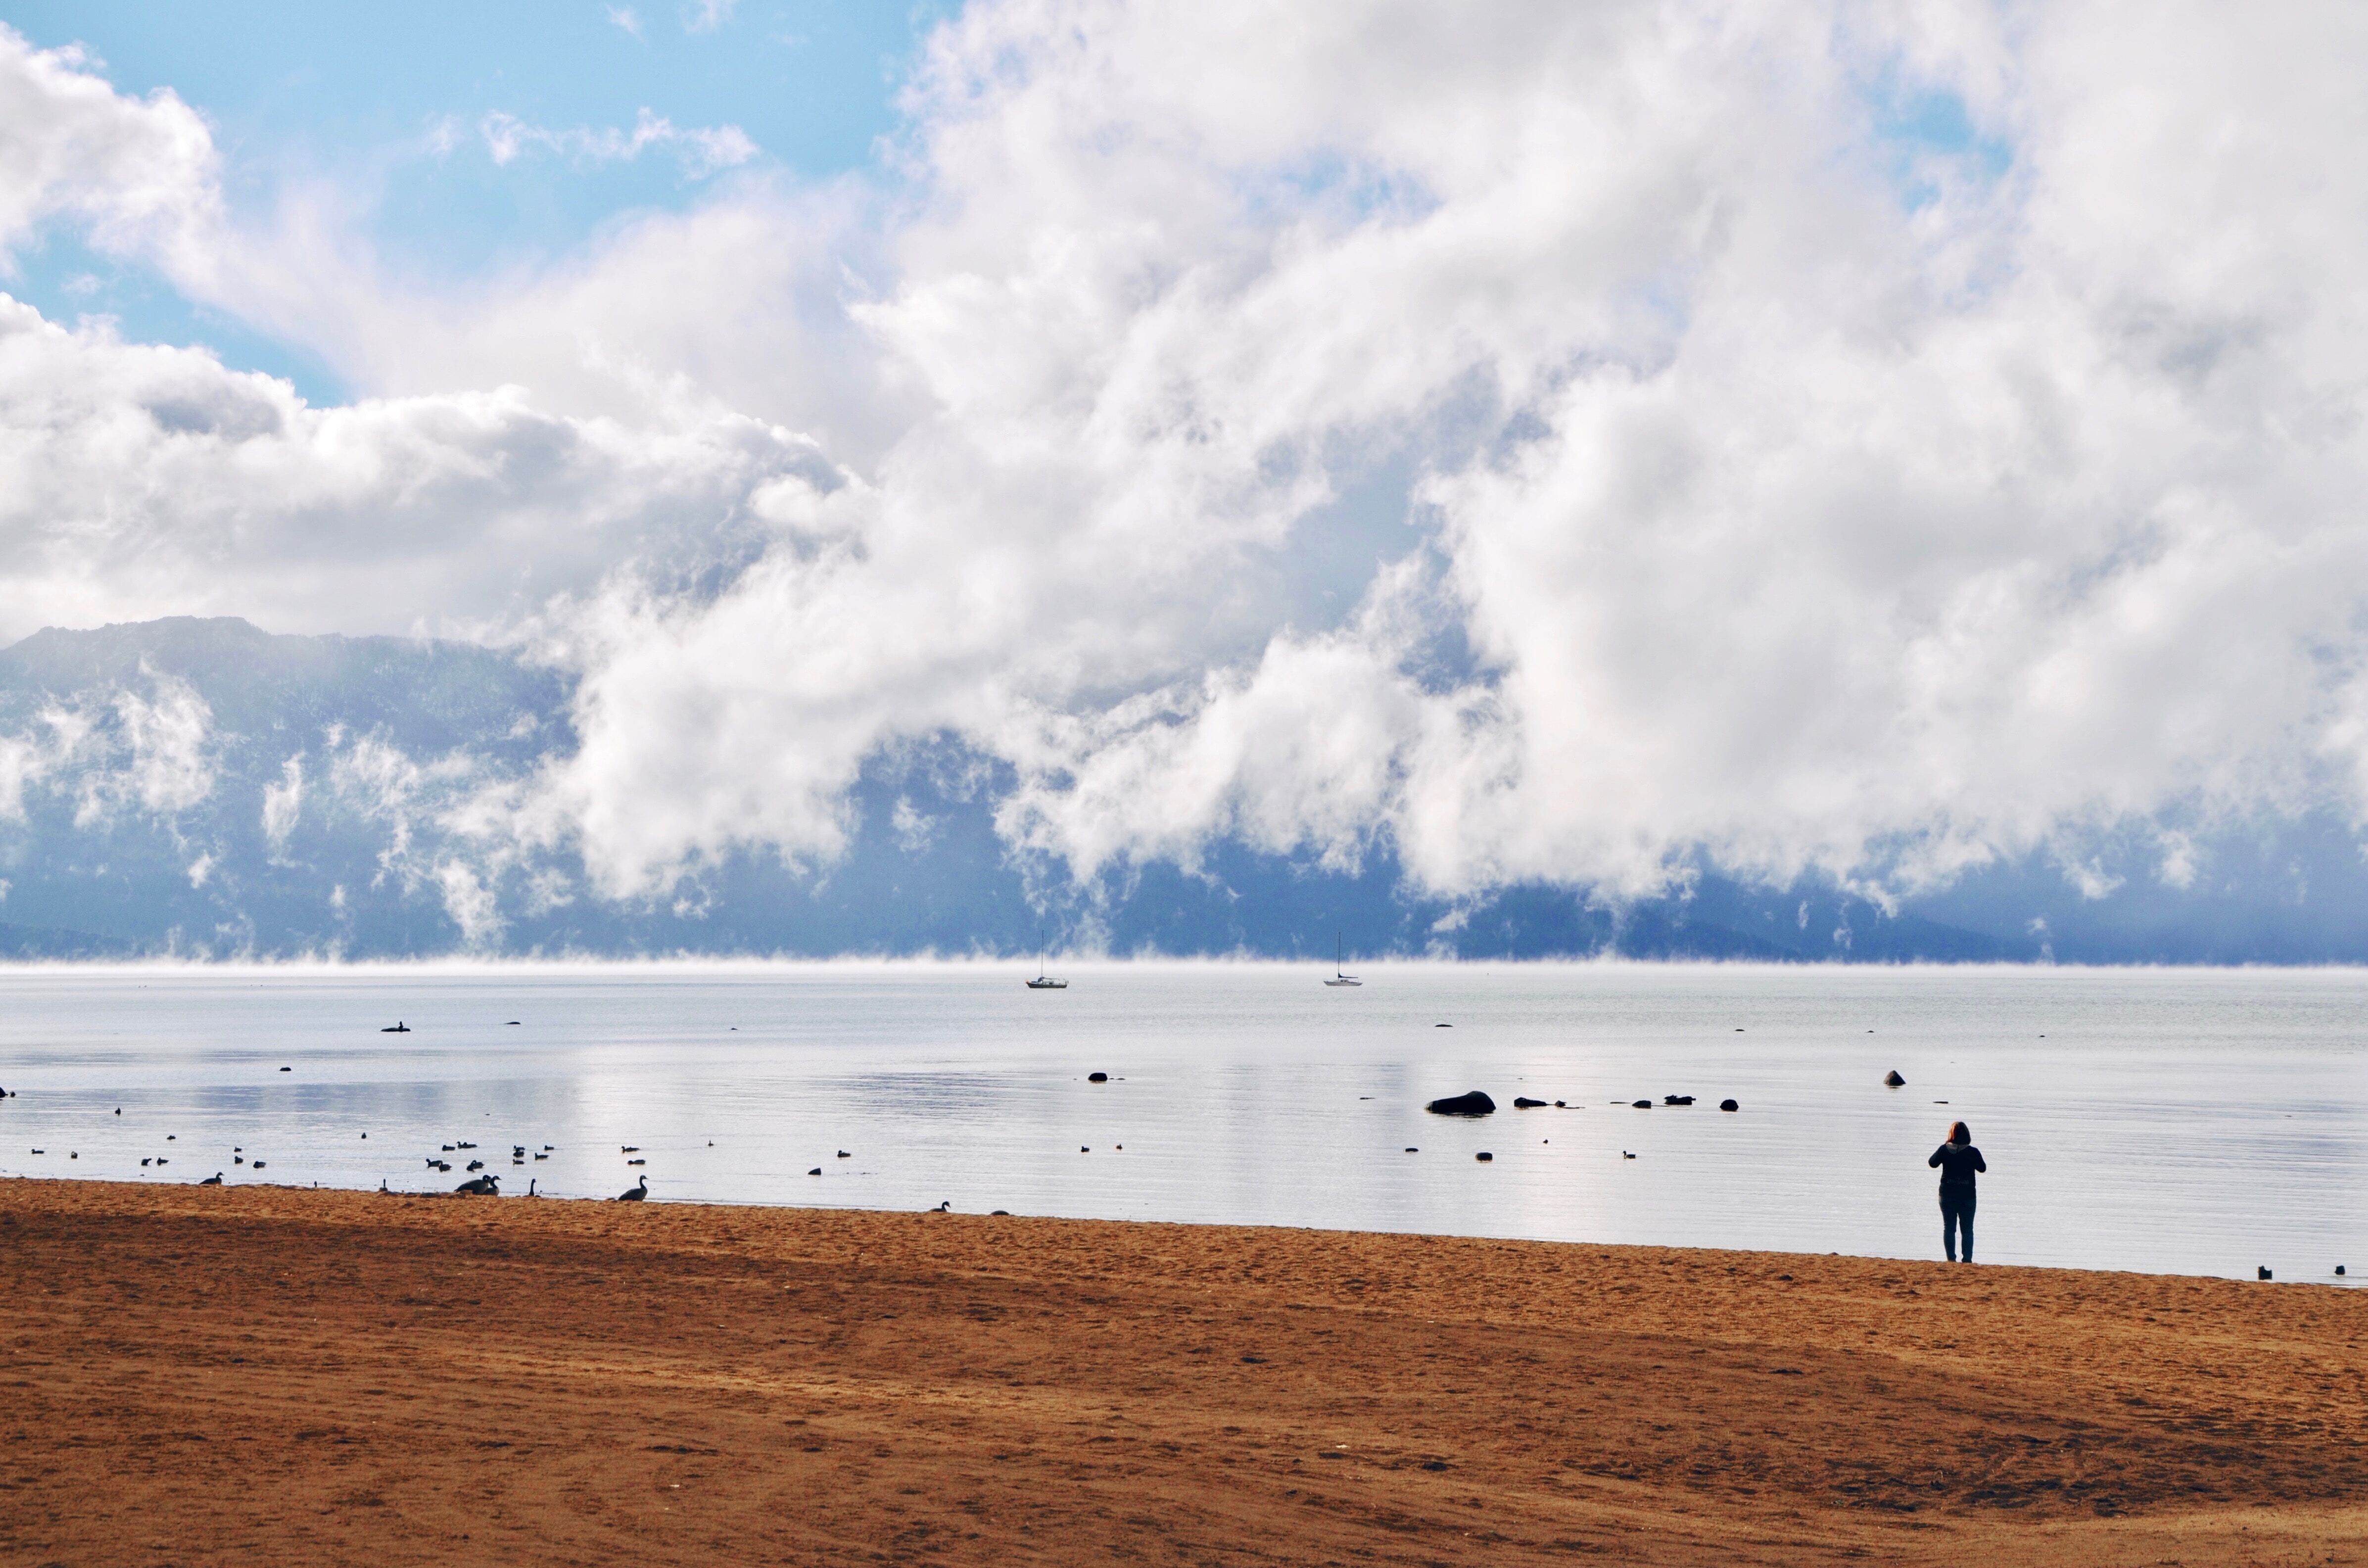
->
[[617, 1176, 649, 1201], [454, 1173, 500, 1195], [199, 1172, 222, 1185]]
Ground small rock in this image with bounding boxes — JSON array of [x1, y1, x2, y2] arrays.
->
[[1719, 1098, 1740, 1112], [1088, 1071, 1108, 1083], [1404, 1146, 1419, 1153], [1513, 1096, 1548, 1109], [1553, 1100, 1566, 1108], [992, 1209, 1009, 1216], [1425, 1091, 1496, 1117], [1474, 1152, 1492, 1162], [2336, 1265, 2346, 1277], [1631, 1099, 1653, 1109], [808, 1167, 821, 1176], [1884, 1070, 1906, 1087]]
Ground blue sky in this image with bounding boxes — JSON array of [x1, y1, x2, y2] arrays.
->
[[2, 0, 942, 401]]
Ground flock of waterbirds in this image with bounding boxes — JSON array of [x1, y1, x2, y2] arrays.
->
[[0, 1017, 680, 1203]]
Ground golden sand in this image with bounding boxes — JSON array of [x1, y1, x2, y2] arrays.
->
[[2, 1180, 2363, 1565]]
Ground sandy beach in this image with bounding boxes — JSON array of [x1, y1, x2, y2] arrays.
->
[[1, 1180, 2363, 1566]]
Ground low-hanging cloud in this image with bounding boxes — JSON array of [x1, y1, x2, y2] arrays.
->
[[8, 2, 2368, 916]]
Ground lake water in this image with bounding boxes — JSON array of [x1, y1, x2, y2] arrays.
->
[[0, 961, 2361, 1283]]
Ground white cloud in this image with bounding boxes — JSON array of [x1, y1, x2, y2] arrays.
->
[[261, 755, 304, 854], [13, 2, 2368, 914], [681, 0, 737, 34], [0, 668, 217, 830], [0, 297, 848, 637], [607, 5, 646, 41], [478, 107, 758, 178], [0, 25, 222, 278]]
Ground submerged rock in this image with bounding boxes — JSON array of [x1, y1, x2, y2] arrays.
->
[[1513, 1096, 1549, 1109], [1719, 1098, 1740, 1112], [1425, 1091, 1497, 1117]]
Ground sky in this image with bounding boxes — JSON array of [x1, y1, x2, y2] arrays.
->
[[2, 0, 2368, 926]]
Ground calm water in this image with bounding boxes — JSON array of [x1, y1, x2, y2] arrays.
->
[[0, 962, 2361, 1283]]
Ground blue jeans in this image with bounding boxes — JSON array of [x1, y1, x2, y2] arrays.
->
[[1941, 1188, 1976, 1262]]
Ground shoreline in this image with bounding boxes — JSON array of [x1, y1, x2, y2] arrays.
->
[[5, 1179, 2364, 1565], [7, 1169, 2361, 1289]]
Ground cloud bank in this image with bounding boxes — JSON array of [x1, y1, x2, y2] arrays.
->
[[6, 2, 2368, 920]]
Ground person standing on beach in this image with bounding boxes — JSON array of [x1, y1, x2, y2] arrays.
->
[[1929, 1121, 1986, 1263]]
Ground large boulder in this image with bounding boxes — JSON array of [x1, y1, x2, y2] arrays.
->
[[1425, 1091, 1496, 1117]]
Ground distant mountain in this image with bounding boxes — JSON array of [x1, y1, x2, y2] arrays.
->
[[1, 616, 2364, 962]]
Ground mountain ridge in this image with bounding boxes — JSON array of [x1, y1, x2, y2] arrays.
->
[[0, 616, 2358, 963]]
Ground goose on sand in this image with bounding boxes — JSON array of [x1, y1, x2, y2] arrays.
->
[[617, 1175, 650, 1201]]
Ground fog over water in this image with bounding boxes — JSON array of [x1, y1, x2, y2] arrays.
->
[[0, 962, 2360, 1284]]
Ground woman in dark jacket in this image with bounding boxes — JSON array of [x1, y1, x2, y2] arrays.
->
[[1928, 1120, 1986, 1262]]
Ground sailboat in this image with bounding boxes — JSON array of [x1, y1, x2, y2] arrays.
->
[[1324, 932, 1362, 987], [1026, 947, 1067, 990]]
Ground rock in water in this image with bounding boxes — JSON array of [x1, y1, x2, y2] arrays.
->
[[1719, 1098, 1740, 1112], [1474, 1152, 1493, 1162], [1424, 1091, 1496, 1117], [1088, 1071, 1109, 1083], [1631, 1099, 1653, 1109], [1512, 1096, 1548, 1109], [1884, 1070, 1906, 1087]]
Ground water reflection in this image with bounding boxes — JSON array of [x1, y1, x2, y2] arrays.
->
[[0, 962, 2360, 1283]]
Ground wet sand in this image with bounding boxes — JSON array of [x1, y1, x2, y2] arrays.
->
[[1, 1180, 2363, 1566]]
